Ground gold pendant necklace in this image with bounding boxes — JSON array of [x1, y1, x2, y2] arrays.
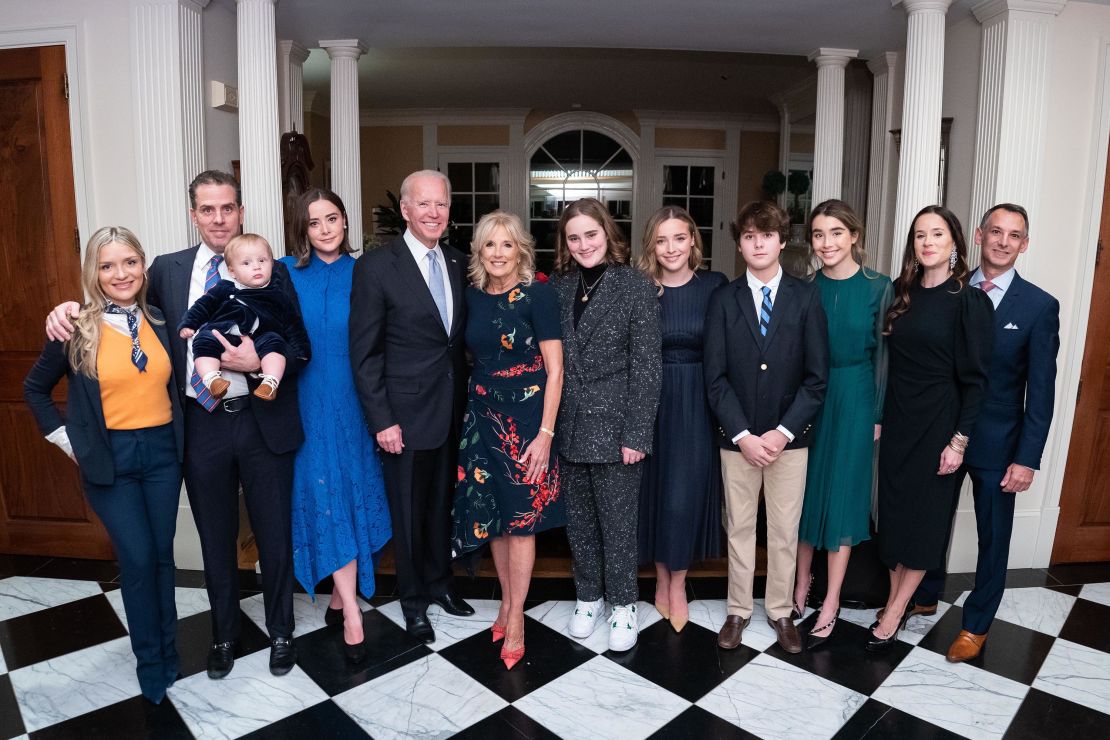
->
[[579, 271, 604, 302]]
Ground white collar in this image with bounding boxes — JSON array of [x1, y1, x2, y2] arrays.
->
[[747, 265, 783, 290]]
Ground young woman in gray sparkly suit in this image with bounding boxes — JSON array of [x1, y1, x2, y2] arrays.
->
[[551, 198, 662, 652]]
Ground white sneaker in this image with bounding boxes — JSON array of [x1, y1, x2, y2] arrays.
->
[[567, 598, 606, 638], [608, 603, 638, 652]]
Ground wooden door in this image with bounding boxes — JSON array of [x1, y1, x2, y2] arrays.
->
[[1053, 147, 1110, 563], [0, 45, 113, 559]]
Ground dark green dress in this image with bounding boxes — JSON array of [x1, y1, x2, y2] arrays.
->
[[798, 268, 893, 551]]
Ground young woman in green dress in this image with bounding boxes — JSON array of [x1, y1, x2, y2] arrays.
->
[[793, 200, 893, 648]]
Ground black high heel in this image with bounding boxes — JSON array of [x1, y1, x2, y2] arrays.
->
[[791, 575, 814, 619], [325, 606, 344, 627], [806, 608, 840, 650], [866, 613, 908, 652], [343, 611, 366, 664]]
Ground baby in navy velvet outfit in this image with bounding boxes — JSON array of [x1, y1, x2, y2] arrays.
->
[[179, 233, 307, 402]]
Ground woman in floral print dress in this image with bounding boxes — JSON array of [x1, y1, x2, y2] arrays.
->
[[451, 210, 565, 670]]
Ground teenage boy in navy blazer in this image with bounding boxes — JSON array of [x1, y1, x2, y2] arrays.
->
[[705, 200, 829, 654]]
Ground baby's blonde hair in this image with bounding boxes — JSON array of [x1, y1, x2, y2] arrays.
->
[[223, 233, 273, 263]]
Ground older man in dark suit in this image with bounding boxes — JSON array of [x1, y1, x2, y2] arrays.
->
[[349, 169, 473, 644], [907, 203, 1059, 663], [705, 200, 829, 654], [46, 170, 309, 679]]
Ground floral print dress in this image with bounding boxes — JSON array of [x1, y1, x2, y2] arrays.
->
[[451, 280, 565, 556]]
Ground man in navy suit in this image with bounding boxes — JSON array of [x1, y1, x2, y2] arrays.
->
[[911, 203, 1059, 662], [705, 200, 829, 653], [349, 169, 473, 644]]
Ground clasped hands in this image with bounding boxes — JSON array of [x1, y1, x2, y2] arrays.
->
[[738, 429, 788, 468]]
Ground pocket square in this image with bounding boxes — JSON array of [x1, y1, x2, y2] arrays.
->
[[1004, 322, 1019, 330]]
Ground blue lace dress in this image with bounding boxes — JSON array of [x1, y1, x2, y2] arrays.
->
[[281, 253, 391, 597]]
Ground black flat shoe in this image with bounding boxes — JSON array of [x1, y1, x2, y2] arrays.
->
[[324, 606, 344, 627], [406, 613, 436, 643], [344, 611, 367, 664], [807, 608, 840, 650], [206, 641, 236, 679], [432, 593, 475, 617], [269, 637, 297, 675]]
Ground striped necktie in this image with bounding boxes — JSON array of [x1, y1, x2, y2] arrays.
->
[[759, 286, 772, 337], [104, 303, 147, 372], [189, 255, 225, 412]]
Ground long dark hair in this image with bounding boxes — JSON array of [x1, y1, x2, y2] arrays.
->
[[884, 205, 970, 334], [289, 188, 354, 268], [806, 199, 867, 269], [554, 198, 629, 273]]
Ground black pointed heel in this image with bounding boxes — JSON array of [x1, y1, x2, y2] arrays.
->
[[806, 608, 840, 650], [791, 574, 814, 620]]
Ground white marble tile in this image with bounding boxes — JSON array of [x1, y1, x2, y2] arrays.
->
[[524, 600, 664, 653], [872, 647, 1027, 739], [377, 598, 502, 650], [954, 587, 1075, 636], [685, 598, 778, 651], [835, 602, 951, 645], [1078, 582, 1110, 609], [332, 652, 506, 738], [240, 592, 370, 638], [105, 587, 210, 631], [1032, 637, 1110, 714], [167, 648, 327, 739], [697, 652, 866, 739], [0, 576, 104, 621], [9, 636, 140, 732], [0, 642, 7, 674], [514, 655, 689, 739]]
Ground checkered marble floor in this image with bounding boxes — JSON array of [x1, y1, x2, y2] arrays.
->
[[1, 555, 1108, 739]]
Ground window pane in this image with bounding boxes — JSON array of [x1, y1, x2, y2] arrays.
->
[[542, 131, 581, 168], [663, 196, 686, 209], [699, 228, 713, 250], [582, 130, 621, 169], [447, 162, 472, 193], [474, 194, 500, 219], [663, 166, 688, 196], [447, 225, 473, 253], [690, 166, 716, 196], [474, 162, 499, 192], [452, 195, 474, 225], [688, 197, 713, 225]]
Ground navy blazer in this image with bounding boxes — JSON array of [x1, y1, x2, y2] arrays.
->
[[348, 237, 468, 450], [23, 307, 185, 486], [146, 245, 309, 454], [704, 270, 829, 450], [964, 271, 1059, 471]]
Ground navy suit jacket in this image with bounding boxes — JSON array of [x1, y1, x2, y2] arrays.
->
[[23, 307, 185, 486], [964, 271, 1059, 471], [146, 245, 309, 454], [704, 270, 829, 450]]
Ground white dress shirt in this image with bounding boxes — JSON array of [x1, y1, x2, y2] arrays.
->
[[404, 229, 454, 333], [186, 242, 248, 399], [969, 266, 1015, 310]]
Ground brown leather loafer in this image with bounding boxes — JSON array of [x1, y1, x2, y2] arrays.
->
[[877, 601, 937, 622], [946, 630, 987, 662], [768, 616, 803, 653], [717, 615, 750, 650]]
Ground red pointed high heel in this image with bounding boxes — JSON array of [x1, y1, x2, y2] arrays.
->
[[491, 622, 506, 643], [501, 642, 525, 670]]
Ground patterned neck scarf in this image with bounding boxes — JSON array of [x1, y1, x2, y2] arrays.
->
[[103, 302, 147, 372]]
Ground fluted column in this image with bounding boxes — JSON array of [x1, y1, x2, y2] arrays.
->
[[320, 39, 366, 247], [866, 52, 899, 271], [967, 0, 1067, 263], [277, 40, 309, 134], [236, 0, 284, 254], [808, 48, 858, 205], [774, 98, 791, 210], [841, 66, 871, 213], [890, 0, 953, 269], [130, 0, 209, 255]]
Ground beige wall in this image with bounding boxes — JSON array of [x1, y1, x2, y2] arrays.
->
[[361, 125, 424, 240], [302, 111, 331, 189], [738, 130, 779, 207], [655, 127, 726, 150], [438, 124, 510, 147], [789, 132, 814, 154]]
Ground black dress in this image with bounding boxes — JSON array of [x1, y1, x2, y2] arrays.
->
[[638, 270, 727, 570], [877, 277, 994, 571]]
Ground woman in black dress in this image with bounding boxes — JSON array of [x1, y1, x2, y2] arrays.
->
[[871, 205, 994, 651], [636, 206, 725, 632]]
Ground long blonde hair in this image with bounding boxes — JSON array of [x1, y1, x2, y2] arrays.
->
[[69, 227, 160, 377], [637, 205, 704, 290]]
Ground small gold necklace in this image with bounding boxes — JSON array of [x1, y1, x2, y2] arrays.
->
[[579, 271, 604, 302]]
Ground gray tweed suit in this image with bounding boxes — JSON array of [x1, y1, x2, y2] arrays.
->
[[554, 263, 662, 605]]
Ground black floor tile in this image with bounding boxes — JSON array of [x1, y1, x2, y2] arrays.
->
[[1003, 569, 1058, 589], [0, 554, 53, 579], [173, 607, 271, 679], [173, 569, 205, 588], [650, 705, 760, 739], [1047, 584, 1084, 597], [519, 578, 577, 603], [765, 613, 913, 695], [29, 694, 191, 739], [1045, 563, 1110, 586], [454, 705, 561, 739], [439, 615, 594, 703], [916, 605, 1054, 685], [1003, 687, 1110, 739], [833, 699, 963, 739], [294, 610, 431, 696], [239, 699, 369, 739], [29, 558, 120, 583], [0, 594, 126, 670], [603, 619, 758, 702], [1058, 597, 1110, 653], [0, 674, 26, 739]]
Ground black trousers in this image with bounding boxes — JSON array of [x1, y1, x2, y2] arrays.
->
[[379, 443, 454, 618], [184, 400, 294, 642]]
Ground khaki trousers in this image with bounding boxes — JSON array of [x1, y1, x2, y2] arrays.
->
[[720, 447, 808, 620]]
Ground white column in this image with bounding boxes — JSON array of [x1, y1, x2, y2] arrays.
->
[[841, 65, 872, 214], [130, 0, 209, 255], [320, 40, 366, 248], [966, 0, 1067, 264], [774, 98, 791, 210], [890, 0, 953, 270], [276, 40, 309, 134], [808, 48, 858, 205], [866, 52, 899, 271], [236, 0, 285, 254]]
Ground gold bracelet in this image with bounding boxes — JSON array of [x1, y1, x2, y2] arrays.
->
[[540, 427, 555, 438]]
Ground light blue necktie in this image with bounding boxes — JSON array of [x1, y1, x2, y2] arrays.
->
[[426, 251, 450, 332], [759, 286, 772, 337]]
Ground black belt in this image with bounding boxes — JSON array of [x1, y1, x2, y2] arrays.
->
[[219, 396, 251, 413]]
